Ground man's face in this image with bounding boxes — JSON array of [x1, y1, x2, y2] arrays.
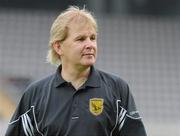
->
[[60, 21, 97, 68]]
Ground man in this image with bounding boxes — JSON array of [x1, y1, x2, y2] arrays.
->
[[6, 6, 147, 136]]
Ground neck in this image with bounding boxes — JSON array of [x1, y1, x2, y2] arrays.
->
[[61, 64, 91, 90]]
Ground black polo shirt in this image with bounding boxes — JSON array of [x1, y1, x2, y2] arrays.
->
[[6, 65, 147, 136]]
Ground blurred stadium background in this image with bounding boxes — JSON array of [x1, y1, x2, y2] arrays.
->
[[0, 0, 180, 135]]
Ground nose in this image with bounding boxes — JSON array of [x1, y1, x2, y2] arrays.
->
[[84, 38, 94, 49]]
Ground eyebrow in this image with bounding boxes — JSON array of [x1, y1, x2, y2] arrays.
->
[[74, 33, 97, 39]]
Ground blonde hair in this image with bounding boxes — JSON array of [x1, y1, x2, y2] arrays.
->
[[46, 6, 98, 65]]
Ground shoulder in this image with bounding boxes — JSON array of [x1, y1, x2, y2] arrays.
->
[[97, 69, 128, 87], [95, 68, 130, 99], [30, 74, 55, 89], [23, 73, 55, 96], [18, 73, 55, 106]]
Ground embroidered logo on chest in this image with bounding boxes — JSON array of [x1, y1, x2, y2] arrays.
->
[[89, 98, 104, 116]]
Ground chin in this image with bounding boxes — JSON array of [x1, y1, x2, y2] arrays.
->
[[82, 61, 96, 67], [81, 57, 96, 65]]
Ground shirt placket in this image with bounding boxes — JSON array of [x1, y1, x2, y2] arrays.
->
[[71, 93, 79, 120]]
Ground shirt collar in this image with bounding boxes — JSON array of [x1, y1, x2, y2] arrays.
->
[[54, 65, 66, 88], [84, 65, 101, 88], [54, 65, 101, 88]]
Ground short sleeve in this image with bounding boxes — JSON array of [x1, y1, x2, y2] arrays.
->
[[5, 86, 43, 136], [5, 92, 31, 136], [120, 85, 147, 136], [111, 81, 147, 136]]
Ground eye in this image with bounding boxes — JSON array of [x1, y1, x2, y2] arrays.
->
[[90, 35, 96, 41], [77, 37, 86, 41]]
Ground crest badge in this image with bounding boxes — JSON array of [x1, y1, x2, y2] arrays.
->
[[89, 98, 104, 116]]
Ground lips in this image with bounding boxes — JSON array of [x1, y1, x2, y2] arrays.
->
[[82, 53, 94, 56]]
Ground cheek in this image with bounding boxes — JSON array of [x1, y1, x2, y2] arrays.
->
[[94, 45, 98, 53], [73, 47, 83, 57]]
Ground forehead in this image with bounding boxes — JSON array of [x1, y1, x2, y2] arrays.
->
[[67, 17, 96, 36]]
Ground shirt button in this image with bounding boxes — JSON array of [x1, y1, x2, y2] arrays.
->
[[71, 116, 79, 120], [73, 101, 77, 109]]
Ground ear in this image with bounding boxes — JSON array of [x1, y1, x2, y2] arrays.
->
[[52, 41, 63, 55]]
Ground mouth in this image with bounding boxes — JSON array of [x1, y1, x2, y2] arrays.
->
[[82, 53, 94, 56]]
